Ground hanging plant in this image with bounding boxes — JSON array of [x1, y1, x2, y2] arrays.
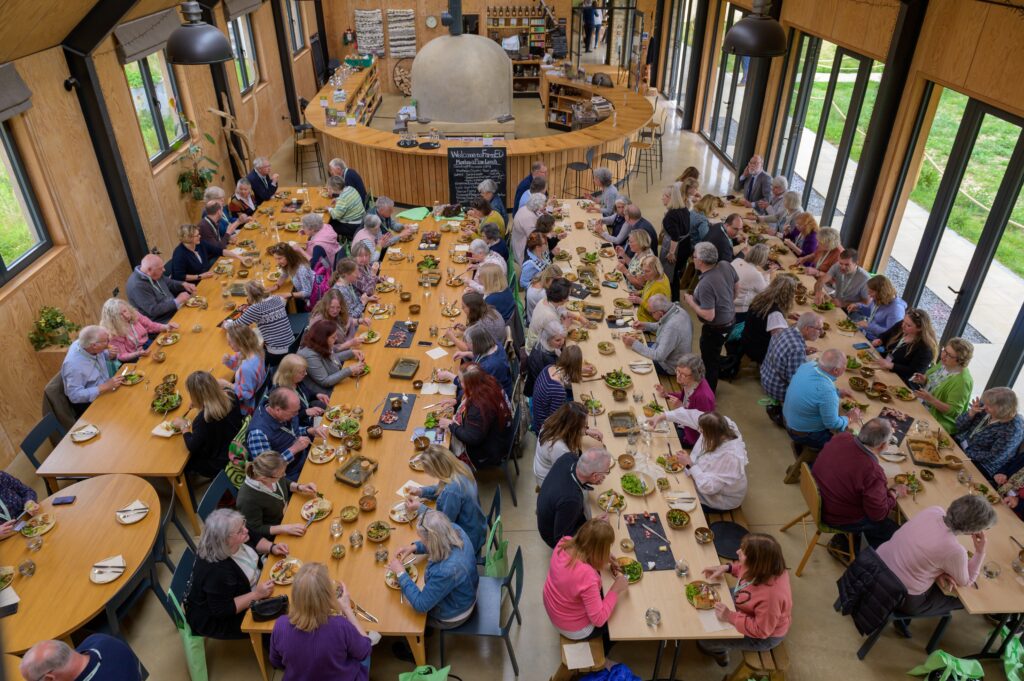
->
[[28, 306, 81, 351], [174, 118, 220, 200]]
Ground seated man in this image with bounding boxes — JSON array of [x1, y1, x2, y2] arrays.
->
[[328, 157, 367, 206], [624, 294, 693, 376], [813, 418, 907, 552], [245, 156, 279, 205], [813, 248, 870, 307], [537, 447, 612, 548], [247, 387, 328, 480], [126, 254, 195, 324], [735, 154, 772, 209], [760, 312, 824, 423], [782, 349, 860, 454], [370, 195, 398, 234], [61, 325, 124, 416], [21, 634, 143, 681]]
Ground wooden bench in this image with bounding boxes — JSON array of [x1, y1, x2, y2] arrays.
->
[[705, 506, 749, 529], [550, 636, 605, 681], [726, 641, 790, 681]]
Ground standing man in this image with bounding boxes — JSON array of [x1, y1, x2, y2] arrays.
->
[[736, 155, 771, 208], [514, 161, 547, 214], [61, 326, 124, 415], [684, 242, 738, 391], [582, 0, 597, 53], [246, 156, 279, 206]]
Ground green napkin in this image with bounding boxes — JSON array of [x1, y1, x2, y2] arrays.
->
[[397, 207, 431, 221], [907, 650, 983, 680]]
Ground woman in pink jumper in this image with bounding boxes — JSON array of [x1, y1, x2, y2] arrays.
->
[[542, 519, 627, 655], [696, 533, 792, 667], [100, 298, 177, 362]]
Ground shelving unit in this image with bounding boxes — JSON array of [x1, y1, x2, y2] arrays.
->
[[486, 4, 558, 99], [329, 60, 380, 126], [511, 59, 541, 97], [543, 81, 589, 130]]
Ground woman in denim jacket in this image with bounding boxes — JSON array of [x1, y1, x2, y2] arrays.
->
[[405, 445, 488, 555]]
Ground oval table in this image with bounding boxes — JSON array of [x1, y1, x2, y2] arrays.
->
[[0, 474, 160, 653]]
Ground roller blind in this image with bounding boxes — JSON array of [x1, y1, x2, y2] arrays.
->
[[224, 0, 264, 21], [113, 9, 180, 64], [0, 63, 32, 123]]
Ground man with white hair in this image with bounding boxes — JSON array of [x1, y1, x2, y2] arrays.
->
[[328, 157, 367, 205], [21, 634, 143, 681], [760, 312, 824, 424], [245, 156, 279, 205], [478, 178, 507, 225], [625, 294, 692, 375], [514, 161, 547, 213], [537, 446, 612, 548], [756, 175, 788, 215], [736, 154, 771, 208], [465, 238, 507, 293], [782, 348, 861, 453], [126, 253, 195, 323], [60, 325, 124, 415], [371, 195, 398, 233], [621, 204, 657, 257], [684, 242, 738, 391]]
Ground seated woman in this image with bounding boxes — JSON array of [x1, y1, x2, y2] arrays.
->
[[100, 297, 177, 362], [696, 533, 792, 667], [185, 508, 288, 639], [388, 510, 479, 630], [737, 276, 797, 365], [236, 451, 319, 542], [300, 212, 341, 270], [871, 308, 938, 383], [532, 345, 583, 434], [353, 214, 407, 263], [228, 178, 258, 216], [223, 280, 295, 368], [297, 320, 365, 396], [756, 190, 801, 235], [847, 275, 907, 342], [630, 256, 671, 323], [477, 263, 515, 323], [543, 518, 626, 652], [528, 278, 583, 352], [797, 226, 842, 277], [266, 243, 314, 312], [956, 387, 1024, 480], [531, 212, 564, 256], [478, 178, 507, 226], [520, 232, 552, 290], [331, 257, 375, 321], [481, 222, 509, 262], [534, 402, 603, 487], [468, 196, 506, 237], [406, 445, 488, 555], [525, 264, 562, 326], [439, 364, 514, 469], [350, 241, 380, 300], [525, 320, 566, 398], [309, 289, 363, 352], [0, 470, 38, 536], [781, 211, 819, 259], [446, 292, 506, 352], [731, 244, 770, 321], [457, 325, 512, 398], [910, 337, 974, 433], [877, 495, 995, 617], [267, 354, 328, 430], [220, 325, 267, 416], [170, 223, 217, 284], [654, 354, 717, 448], [270, 563, 373, 680], [173, 371, 244, 478], [615, 229, 654, 290], [653, 410, 748, 512]]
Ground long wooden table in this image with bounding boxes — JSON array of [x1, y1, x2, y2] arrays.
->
[[0, 474, 159, 653]]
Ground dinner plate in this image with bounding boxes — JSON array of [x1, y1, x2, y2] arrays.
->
[[151, 421, 183, 438], [70, 423, 100, 443], [0, 566, 13, 591], [271, 558, 302, 585], [21, 513, 56, 538], [301, 498, 333, 521], [629, 363, 653, 375], [115, 500, 150, 525], [308, 445, 336, 465], [90, 555, 126, 585], [390, 502, 413, 524], [385, 564, 419, 589]]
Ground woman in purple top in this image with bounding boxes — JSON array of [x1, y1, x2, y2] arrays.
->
[[270, 562, 373, 680], [782, 212, 819, 259], [654, 354, 716, 448]]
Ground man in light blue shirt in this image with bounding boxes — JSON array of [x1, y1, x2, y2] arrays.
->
[[61, 325, 123, 416], [782, 348, 861, 452]]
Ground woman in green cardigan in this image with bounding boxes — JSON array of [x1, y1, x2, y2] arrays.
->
[[236, 452, 319, 542], [910, 337, 974, 434]]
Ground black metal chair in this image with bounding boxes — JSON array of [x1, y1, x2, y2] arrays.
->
[[294, 97, 324, 183], [20, 412, 70, 495], [196, 471, 238, 522], [600, 139, 630, 196], [560, 146, 596, 199]]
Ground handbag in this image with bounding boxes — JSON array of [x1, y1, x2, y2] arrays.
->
[[483, 515, 509, 578], [168, 590, 208, 681], [251, 595, 289, 621], [398, 665, 452, 681], [224, 416, 252, 487]]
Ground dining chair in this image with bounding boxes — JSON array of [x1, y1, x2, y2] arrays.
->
[[20, 412, 69, 495], [196, 471, 238, 522], [780, 462, 855, 576], [477, 487, 502, 567], [561, 146, 597, 200]]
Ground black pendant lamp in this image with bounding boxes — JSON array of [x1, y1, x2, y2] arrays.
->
[[722, 0, 786, 58], [166, 1, 234, 65]]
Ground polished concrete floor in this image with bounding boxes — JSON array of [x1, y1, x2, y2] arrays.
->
[[10, 101, 1009, 680]]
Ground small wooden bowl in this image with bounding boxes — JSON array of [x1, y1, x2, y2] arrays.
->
[[358, 495, 377, 512], [400, 291, 412, 302], [152, 351, 166, 363], [413, 436, 431, 451], [618, 454, 635, 470], [390, 397, 403, 411], [367, 425, 383, 439], [409, 304, 421, 314], [860, 367, 876, 378], [412, 380, 424, 390], [694, 527, 715, 545], [612, 388, 627, 402]]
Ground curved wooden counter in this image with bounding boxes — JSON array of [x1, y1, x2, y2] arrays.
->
[[305, 64, 654, 206]]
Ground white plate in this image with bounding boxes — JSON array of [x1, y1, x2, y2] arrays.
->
[[70, 424, 99, 443], [90, 555, 126, 584], [880, 451, 907, 463], [116, 501, 150, 525], [151, 421, 182, 438]]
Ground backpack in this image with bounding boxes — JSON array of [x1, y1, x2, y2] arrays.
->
[[307, 257, 333, 308], [224, 416, 251, 487]]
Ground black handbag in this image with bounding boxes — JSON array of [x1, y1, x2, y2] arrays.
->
[[251, 595, 289, 621]]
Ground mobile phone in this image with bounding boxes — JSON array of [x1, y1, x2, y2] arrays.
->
[[601, 281, 619, 289], [53, 496, 76, 506], [852, 342, 871, 350]]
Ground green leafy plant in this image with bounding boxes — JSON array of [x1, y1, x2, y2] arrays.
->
[[173, 120, 220, 200], [28, 306, 81, 350]]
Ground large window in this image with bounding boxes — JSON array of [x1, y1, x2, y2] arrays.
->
[[285, 0, 305, 54], [661, 0, 698, 110], [228, 15, 260, 93], [124, 51, 187, 163], [0, 123, 49, 283], [701, 3, 748, 163]]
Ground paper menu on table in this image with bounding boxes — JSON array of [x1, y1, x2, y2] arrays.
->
[[453, 244, 470, 252], [697, 608, 733, 633], [419, 382, 458, 396], [562, 641, 595, 670], [425, 347, 449, 360]]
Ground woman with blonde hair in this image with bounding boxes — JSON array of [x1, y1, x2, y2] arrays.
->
[[477, 262, 515, 322], [100, 297, 177, 362], [171, 223, 217, 283], [872, 308, 938, 382], [406, 445, 488, 554], [617, 228, 654, 289], [849, 274, 907, 341], [676, 166, 700, 185], [220, 324, 266, 415], [269, 353, 328, 428], [270, 563, 373, 679], [782, 212, 819, 258], [526, 264, 562, 324], [630, 255, 671, 322], [661, 182, 691, 300], [266, 242, 314, 311], [172, 370, 243, 477], [236, 451, 318, 542], [223, 280, 294, 368], [543, 518, 626, 650], [309, 288, 363, 351], [797, 226, 842, 276]]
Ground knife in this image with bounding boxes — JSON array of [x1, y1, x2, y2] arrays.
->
[[353, 603, 379, 623], [92, 562, 126, 570], [641, 522, 670, 544]]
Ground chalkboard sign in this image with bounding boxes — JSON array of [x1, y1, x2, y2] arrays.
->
[[550, 27, 568, 59], [447, 147, 508, 207]]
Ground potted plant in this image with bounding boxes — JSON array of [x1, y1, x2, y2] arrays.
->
[[28, 306, 81, 351], [174, 120, 220, 201]]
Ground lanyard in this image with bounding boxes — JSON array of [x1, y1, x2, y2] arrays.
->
[[0, 498, 10, 522]]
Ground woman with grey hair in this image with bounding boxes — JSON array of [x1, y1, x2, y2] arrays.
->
[[352, 213, 403, 262], [526, 319, 566, 396], [757, 190, 801, 234], [955, 387, 1024, 480], [300, 212, 340, 269], [185, 508, 288, 639], [877, 495, 996, 617], [797, 226, 843, 276], [655, 353, 716, 447], [731, 243, 770, 317], [230, 177, 257, 216], [478, 178, 507, 225], [511, 192, 547, 271], [592, 167, 620, 216], [481, 221, 509, 261], [202, 185, 251, 234]]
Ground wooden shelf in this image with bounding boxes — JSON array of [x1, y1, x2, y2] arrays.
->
[[514, 76, 540, 80]]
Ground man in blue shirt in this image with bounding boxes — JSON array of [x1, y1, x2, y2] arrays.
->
[[782, 348, 861, 452], [513, 161, 547, 213], [21, 634, 143, 681], [60, 326, 124, 416]]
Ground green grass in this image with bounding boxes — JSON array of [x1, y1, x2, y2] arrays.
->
[[0, 168, 39, 266]]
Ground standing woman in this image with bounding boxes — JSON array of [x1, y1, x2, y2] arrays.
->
[[220, 325, 267, 416], [236, 451, 318, 542], [655, 410, 748, 512], [534, 402, 604, 487], [660, 183, 691, 302], [269, 354, 329, 429], [629, 256, 671, 323], [229, 178, 257, 216], [308, 289, 363, 352], [782, 212, 819, 259], [327, 175, 366, 242], [654, 354, 717, 448], [872, 308, 938, 383], [266, 243, 315, 312], [797, 226, 843, 277], [100, 297, 177, 362], [172, 370, 244, 478], [696, 534, 791, 667], [297, 320, 365, 396], [731, 244, 770, 320], [910, 338, 975, 433], [848, 275, 907, 342], [439, 364, 514, 469], [223, 281, 294, 369], [171, 224, 217, 283], [478, 263, 516, 323], [406, 445, 488, 554], [520, 232, 552, 289], [531, 345, 583, 434]]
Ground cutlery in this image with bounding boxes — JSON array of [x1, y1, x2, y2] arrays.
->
[[402, 555, 418, 567], [94, 566, 125, 574], [665, 443, 680, 483], [372, 396, 389, 414], [116, 508, 149, 517], [641, 523, 670, 544], [421, 401, 446, 411], [353, 603, 379, 623], [1012, 536, 1024, 551], [92, 562, 126, 569]]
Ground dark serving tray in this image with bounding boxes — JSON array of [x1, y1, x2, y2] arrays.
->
[[389, 357, 421, 379], [378, 392, 418, 431], [334, 456, 378, 487], [608, 410, 638, 437]]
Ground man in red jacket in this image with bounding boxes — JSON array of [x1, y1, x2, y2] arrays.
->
[[812, 418, 908, 555]]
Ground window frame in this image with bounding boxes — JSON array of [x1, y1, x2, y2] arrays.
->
[[0, 121, 51, 286], [285, 0, 305, 55], [126, 50, 189, 165], [229, 14, 260, 94]]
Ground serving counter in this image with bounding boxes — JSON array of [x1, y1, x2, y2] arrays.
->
[[305, 64, 654, 206]]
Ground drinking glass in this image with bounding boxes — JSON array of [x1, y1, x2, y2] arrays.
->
[[26, 537, 42, 552], [18, 559, 35, 578], [674, 559, 689, 578], [330, 520, 344, 541], [983, 561, 1001, 579]]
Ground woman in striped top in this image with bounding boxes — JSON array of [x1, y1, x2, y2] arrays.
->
[[531, 345, 583, 434], [267, 243, 315, 312], [223, 281, 295, 368], [220, 325, 267, 416]]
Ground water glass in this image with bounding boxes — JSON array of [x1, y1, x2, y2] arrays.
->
[[330, 520, 344, 541], [26, 537, 43, 552], [674, 559, 689, 578], [18, 559, 35, 578], [983, 561, 1001, 579]]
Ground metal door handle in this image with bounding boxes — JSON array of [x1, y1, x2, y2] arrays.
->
[[948, 286, 963, 296]]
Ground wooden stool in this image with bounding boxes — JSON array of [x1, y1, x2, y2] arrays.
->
[[780, 463, 856, 576], [550, 636, 605, 681], [725, 642, 789, 680]]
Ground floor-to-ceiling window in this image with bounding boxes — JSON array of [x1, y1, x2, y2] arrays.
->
[[770, 34, 882, 227], [701, 2, 747, 164], [661, 0, 698, 109]]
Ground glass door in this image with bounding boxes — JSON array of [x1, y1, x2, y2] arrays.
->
[[661, 0, 695, 102], [701, 3, 747, 163]]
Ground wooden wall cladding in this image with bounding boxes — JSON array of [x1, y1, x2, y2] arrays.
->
[[779, 0, 898, 62], [0, 0, 91, 63], [292, 3, 320, 103]]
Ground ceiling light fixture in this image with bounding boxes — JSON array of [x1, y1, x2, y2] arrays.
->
[[722, 0, 786, 58], [166, 1, 234, 65]]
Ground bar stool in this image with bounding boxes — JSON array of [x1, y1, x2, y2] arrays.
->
[[644, 109, 667, 177], [629, 137, 655, 193], [600, 139, 630, 197], [561, 146, 596, 199], [294, 97, 324, 183]]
